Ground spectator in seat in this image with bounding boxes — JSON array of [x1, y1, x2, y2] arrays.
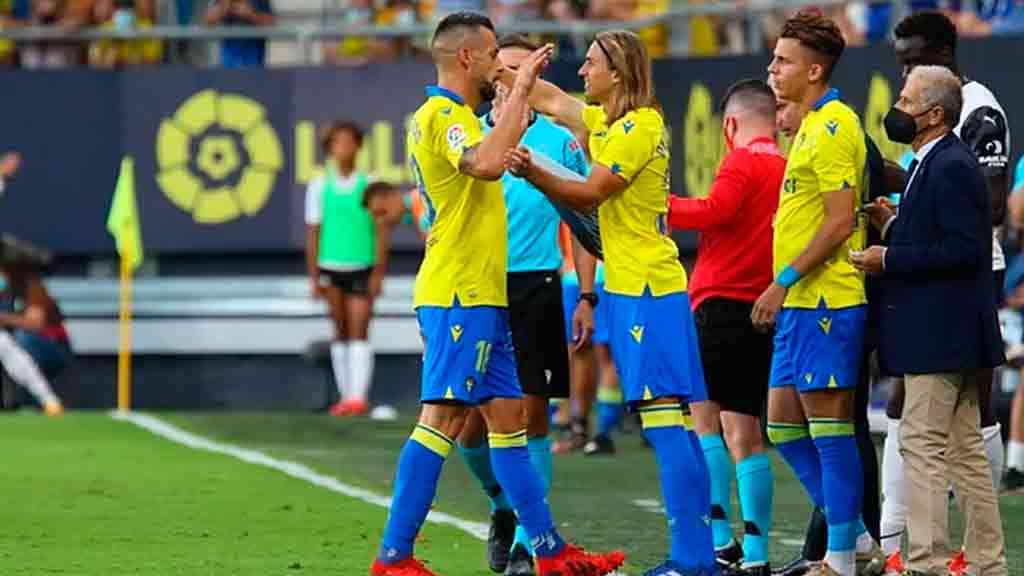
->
[[324, 0, 416, 67], [88, 0, 163, 67], [205, 0, 275, 68], [18, 0, 85, 68]]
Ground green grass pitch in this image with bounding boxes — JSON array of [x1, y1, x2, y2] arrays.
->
[[1, 412, 1020, 575]]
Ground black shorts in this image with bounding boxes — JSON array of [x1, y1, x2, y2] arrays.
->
[[694, 297, 772, 417], [507, 270, 570, 399], [319, 267, 372, 296]]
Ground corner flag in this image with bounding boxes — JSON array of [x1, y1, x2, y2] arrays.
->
[[106, 156, 143, 271]]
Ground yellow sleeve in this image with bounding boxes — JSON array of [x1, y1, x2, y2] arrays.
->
[[593, 115, 655, 182], [581, 105, 606, 133], [433, 105, 485, 170], [812, 116, 860, 193]]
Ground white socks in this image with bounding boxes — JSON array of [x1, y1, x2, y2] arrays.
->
[[880, 418, 906, 557], [824, 549, 856, 576], [347, 340, 374, 403], [982, 423, 1004, 489], [1008, 440, 1024, 471], [330, 341, 350, 400], [0, 332, 59, 407]]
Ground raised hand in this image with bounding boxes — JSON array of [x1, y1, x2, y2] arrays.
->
[[512, 43, 554, 95]]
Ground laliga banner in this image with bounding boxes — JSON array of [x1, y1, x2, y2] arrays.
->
[[0, 37, 1022, 256]]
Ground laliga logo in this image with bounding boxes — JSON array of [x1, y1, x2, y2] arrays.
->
[[155, 90, 283, 224]]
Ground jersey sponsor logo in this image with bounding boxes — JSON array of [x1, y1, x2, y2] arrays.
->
[[984, 139, 1005, 155], [446, 124, 467, 150], [978, 155, 1008, 168], [783, 178, 797, 194]]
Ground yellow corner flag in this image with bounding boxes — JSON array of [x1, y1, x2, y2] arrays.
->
[[107, 156, 142, 412], [106, 156, 143, 270]]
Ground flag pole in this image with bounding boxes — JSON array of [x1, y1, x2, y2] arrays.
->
[[117, 250, 133, 412]]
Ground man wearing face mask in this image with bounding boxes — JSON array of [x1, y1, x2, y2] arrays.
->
[[876, 12, 1011, 575], [666, 78, 783, 576], [852, 65, 1007, 576]]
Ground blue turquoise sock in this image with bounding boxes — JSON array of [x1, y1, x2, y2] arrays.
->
[[809, 419, 863, 554], [489, 430, 564, 558], [512, 436, 554, 553], [596, 387, 624, 437], [457, 441, 512, 512], [640, 404, 716, 572], [378, 423, 453, 563], [767, 422, 824, 507], [699, 433, 735, 549], [736, 453, 773, 566]]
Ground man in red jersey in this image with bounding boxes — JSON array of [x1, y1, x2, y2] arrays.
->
[[667, 78, 784, 576]]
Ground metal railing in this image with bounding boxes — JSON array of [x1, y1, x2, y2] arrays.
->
[[0, 0, 861, 63]]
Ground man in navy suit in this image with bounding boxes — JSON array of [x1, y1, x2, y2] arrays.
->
[[851, 65, 1007, 576]]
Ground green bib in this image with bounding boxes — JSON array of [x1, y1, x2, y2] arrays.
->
[[318, 168, 374, 269]]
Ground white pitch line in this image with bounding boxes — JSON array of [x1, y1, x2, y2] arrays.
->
[[109, 411, 489, 541]]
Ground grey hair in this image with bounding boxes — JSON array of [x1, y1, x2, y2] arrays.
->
[[910, 65, 963, 129]]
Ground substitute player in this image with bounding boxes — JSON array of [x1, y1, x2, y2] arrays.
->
[[878, 12, 1012, 575], [755, 10, 876, 576], [505, 29, 716, 576], [453, 32, 598, 576], [668, 78, 782, 576], [305, 122, 393, 417], [371, 12, 623, 576]]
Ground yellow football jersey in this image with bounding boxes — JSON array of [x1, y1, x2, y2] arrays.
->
[[582, 105, 686, 297], [774, 90, 867, 309], [409, 86, 508, 308]]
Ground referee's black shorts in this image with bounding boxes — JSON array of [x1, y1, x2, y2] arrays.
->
[[507, 269, 570, 399], [693, 297, 772, 417]]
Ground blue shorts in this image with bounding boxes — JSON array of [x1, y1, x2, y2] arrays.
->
[[606, 288, 707, 406], [562, 273, 610, 345], [13, 330, 71, 379], [417, 303, 521, 405], [769, 305, 867, 392]]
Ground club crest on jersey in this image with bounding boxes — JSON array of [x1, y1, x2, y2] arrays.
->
[[446, 124, 467, 150]]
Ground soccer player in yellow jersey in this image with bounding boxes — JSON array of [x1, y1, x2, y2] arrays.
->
[[504, 29, 716, 576], [753, 9, 879, 576], [371, 12, 624, 576]]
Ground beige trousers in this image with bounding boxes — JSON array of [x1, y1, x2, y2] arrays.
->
[[901, 372, 1007, 575]]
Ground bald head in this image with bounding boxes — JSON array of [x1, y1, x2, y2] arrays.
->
[[907, 65, 962, 129]]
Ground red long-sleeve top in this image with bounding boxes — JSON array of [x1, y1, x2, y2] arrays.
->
[[669, 137, 785, 310]]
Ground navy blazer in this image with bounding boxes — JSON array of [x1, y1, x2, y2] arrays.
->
[[879, 133, 1005, 376]]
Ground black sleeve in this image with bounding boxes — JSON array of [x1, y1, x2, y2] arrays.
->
[[960, 105, 1010, 177]]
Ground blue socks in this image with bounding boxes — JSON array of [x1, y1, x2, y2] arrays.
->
[[640, 404, 716, 572], [378, 424, 453, 563], [809, 419, 863, 555], [512, 436, 553, 553], [457, 441, 512, 513], [736, 453, 773, 566], [767, 422, 824, 507], [596, 386, 624, 437], [699, 434, 735, 550], [489, 430, 564, 558]]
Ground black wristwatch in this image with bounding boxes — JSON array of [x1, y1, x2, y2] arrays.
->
[[578, 291, 599, 307]]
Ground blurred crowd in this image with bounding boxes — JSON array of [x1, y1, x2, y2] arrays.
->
[[0, 0, 1022, 68]]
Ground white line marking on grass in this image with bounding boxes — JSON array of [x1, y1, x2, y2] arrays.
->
[[109, 411, 489, 541]]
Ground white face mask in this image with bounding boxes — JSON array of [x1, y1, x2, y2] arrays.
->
[[113, 7, 135, 30]]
